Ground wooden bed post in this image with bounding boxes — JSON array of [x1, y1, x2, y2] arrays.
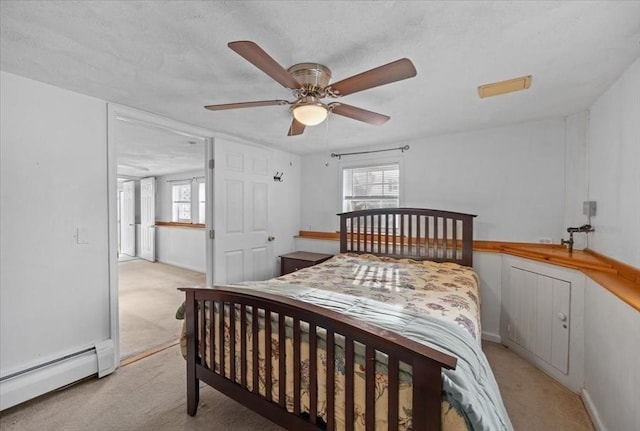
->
[[462, 215, 474, 267], [184, 289, 200, 416], [340, 214, 348, 253], [412, 358, 443, 431]]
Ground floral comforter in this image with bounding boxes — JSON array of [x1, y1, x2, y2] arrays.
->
[[273, 253, 482, 342]]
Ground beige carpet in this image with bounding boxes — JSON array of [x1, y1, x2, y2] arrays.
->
[[0, 342, 594, 430], [119, 260, 206, 360], [483, 342, 594, 431]]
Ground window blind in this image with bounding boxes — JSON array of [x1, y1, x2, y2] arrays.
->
[[343, 163, 400, 212]]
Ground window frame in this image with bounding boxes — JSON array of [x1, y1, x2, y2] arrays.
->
[[338, 155, 404, 216], [171, 182, 193, 223], [197, 180, 206, 225]]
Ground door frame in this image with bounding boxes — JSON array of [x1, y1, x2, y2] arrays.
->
[[106, 104, 214, 366], [139, 176, 156, 262]]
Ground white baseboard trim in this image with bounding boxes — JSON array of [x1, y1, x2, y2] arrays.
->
[[481, 331, 502, 343], [1, 350, 97, 411], [581, 388, 607, 431]]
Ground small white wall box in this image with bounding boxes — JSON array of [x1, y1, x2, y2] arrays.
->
[[583, 201, 596, 217]]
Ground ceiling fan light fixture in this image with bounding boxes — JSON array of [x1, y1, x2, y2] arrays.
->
[[291, 97, 328, 126]]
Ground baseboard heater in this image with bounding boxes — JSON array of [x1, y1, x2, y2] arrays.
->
[[0, 339, 115, 411]]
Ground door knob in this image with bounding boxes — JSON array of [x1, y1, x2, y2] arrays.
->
[[267, 236, 275, 242], [557, 312, 567, 322]]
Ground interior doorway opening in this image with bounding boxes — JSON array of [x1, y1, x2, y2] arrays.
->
[[108, 106, 213, 362]]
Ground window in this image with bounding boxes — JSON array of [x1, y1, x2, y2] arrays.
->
[[171, 179, 206, 224], [172, 183, 192, 222], [342, 163, 400, 212], [198, 182, 206, 224]]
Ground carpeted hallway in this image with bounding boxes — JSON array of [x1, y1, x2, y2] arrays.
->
[[0, 260, 594, 430], [118, 259, 206, 360]]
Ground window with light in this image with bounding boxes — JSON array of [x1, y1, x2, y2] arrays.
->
[[342, 163, 400, 212]]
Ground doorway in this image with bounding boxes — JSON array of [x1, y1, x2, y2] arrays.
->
[[107, 105, 214, 363]]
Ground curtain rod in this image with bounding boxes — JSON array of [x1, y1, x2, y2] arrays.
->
[[330, 145, 410, 160], [166, 176, 204, 183]]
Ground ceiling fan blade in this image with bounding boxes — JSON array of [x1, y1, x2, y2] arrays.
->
[[287, 118, 306, 136], [228, 41, 302, 89], [204, 100, 289, 111], [329, 58, 417, 97], [330, 103, 390, 125]]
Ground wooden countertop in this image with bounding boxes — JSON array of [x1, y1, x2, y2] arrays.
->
[[296, 231, 640, 312], [478, 242, 640, 312]]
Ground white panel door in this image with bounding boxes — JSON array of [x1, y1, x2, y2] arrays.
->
[[214, 140, 273, 284], [121, 180, 135, 256], [140, 177, 156, 262]]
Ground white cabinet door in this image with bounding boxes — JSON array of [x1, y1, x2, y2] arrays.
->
[[506, 266, 570, 374], [120, 180, 136, 256], [214, 139, 273, 284], [139, 177, 156, 262]]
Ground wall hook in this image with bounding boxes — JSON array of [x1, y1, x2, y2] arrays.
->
[[273, 172, 284, 182]]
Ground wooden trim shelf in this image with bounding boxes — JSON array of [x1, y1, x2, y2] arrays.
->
[[297, 231, 640, 312], [155, 221, 205, 229]]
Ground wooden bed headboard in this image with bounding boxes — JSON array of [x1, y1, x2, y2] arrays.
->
[[338, 208, 477, 267]]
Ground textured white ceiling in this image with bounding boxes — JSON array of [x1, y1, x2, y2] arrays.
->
[[2, 1, 639, 158], [114, 118, 205, 178]]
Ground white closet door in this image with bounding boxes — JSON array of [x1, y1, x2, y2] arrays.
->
[[121, 180, 136, 256], [139, 177, 156, 262], [214, 139, 273, 284], [507, 266, 570, 374]]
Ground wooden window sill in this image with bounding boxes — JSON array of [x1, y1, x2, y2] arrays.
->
[[155, 221, 205, 229]]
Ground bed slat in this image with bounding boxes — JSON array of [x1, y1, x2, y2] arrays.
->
[[229, 302, 236, 383], [252, 306, 259, 394], [200, 301, 206, 367], [388, 356, 399, 431], [309, 323, 318, 424], [293, 318, 301, 415], [326, 330, 336, 431], [219, 301, 225, 376], [240, 304, 247, 387], [345, 337, 354, 431], [365, 345, 375, 431], [278, 313, 286, 409], [265, 310, 272, 401], [209, 301, 215, 372]]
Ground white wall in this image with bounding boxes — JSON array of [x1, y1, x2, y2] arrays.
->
[[269, 148, 302, 276], [0, 72, 112, 406], [580, 58, 640, 431], [156, 226, 206, 273], [583, 279, 640, 431], [587, 58, 640, 268], [564, 111, 590, 250], [301, 118, 567, 242], [151, 170, 206, 272]]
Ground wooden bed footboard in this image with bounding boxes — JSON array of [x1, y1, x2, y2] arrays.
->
[[180, 286, 457, 431]]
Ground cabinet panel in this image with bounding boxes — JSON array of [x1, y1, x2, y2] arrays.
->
[[507, 267, 570, 374], [551, 278, 570, 373]]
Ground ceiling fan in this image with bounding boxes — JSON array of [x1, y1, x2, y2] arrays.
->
[[204, 41, 417, 136]]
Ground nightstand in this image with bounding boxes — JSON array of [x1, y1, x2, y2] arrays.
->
[[279, 251, 333, 276]]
